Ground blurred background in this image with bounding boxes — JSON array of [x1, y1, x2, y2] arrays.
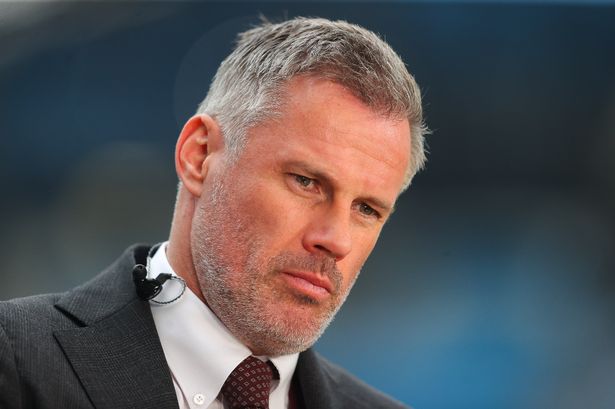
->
[[1, 1, 614, 408]]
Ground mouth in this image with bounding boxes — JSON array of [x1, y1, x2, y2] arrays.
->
[[281, 271, 333, 301]]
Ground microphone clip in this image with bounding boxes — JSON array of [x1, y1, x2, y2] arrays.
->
[[132, 264, 186, 303]]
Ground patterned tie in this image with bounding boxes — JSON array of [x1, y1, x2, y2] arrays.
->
[[221, 356, 276, 409]]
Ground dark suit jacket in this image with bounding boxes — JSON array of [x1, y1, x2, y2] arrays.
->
[[0, 245, 409, 409]]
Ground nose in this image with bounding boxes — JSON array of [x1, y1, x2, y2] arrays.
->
[[302, 205, 352, 262]]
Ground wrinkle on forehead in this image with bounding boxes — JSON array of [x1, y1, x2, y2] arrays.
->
[[285, 78, 410, 181], [244, 76, 411, 198], [314, 119, 409, 176]]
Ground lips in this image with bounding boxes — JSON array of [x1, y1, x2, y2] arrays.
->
[[281, 270, 333, 300]]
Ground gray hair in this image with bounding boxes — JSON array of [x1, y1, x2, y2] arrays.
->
[[197, 17, 427, 190]]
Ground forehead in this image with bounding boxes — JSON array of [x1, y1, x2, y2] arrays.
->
[[242, 77, 411, 197]]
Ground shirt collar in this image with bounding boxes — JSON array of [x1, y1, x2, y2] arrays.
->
[[148, 242, 298, 408]]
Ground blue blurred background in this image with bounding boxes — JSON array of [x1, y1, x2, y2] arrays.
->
[[1, 1, 614, 408]]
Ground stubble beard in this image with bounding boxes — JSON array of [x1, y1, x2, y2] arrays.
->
[[190, 177, 360, 356]]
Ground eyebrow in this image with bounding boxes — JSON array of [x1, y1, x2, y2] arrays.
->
[[285, 160, 395, 214]]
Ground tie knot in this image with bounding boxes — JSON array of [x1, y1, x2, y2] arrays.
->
[[221, 356, 276, 409]]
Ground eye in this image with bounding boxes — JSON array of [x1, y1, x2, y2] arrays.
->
[[358, 202, 380, 218], [287, 173, 320, 195], [293, 174, 314, 188]]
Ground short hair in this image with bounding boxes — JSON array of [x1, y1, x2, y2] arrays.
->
[[197, 17, 427, 190]]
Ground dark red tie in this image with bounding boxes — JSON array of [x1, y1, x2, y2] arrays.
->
[[221, 356, 275, 409]]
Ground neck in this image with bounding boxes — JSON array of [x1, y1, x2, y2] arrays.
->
[[166, 189, 207, 304]]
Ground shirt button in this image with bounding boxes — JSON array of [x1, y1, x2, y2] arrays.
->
[[193, 393, 205, 405]]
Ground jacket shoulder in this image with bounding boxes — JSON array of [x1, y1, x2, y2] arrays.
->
[[297, 349, 411, 409], [0, 292, 70, 334], [0, 244, 152, 409], [0, 293, 76, 409], [0, 243, 151, 350]]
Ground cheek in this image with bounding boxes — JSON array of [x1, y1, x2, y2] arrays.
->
[[340, 231, 381, 283], [242, 183, 309, 241]]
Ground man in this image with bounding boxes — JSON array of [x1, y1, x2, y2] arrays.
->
[[0, 17, 426, 409]]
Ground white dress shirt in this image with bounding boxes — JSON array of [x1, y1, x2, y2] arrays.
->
[[147, 242, 299, 409]]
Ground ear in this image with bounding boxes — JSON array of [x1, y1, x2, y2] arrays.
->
[[175, 114, 224, 197]]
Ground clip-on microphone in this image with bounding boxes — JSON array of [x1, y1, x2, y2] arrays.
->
[[132, 264, 174, 301], [132, 244, 186, 304]]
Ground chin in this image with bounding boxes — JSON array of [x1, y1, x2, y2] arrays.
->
[[245, 327, 319, 356], [246, 308, 334, 356]]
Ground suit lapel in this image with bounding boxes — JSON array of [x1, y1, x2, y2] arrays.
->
[[295, 349, 337, 409], [53, 245, 178, 409], [54, 299, 178, 409]]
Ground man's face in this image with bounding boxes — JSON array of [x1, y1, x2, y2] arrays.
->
[[191, 76, 410, 355]]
